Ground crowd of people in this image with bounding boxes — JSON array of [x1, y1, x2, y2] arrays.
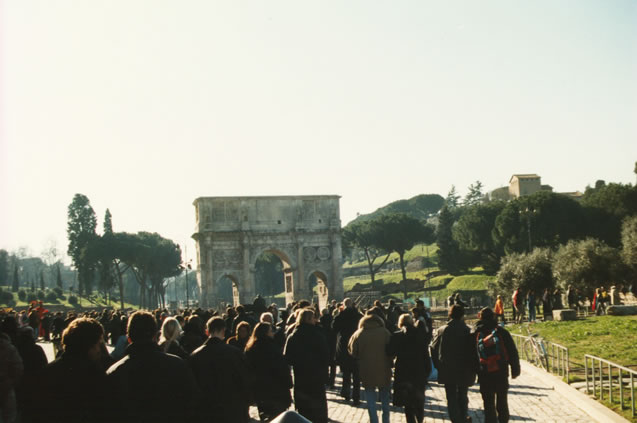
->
[[0, 295, 521, 423]]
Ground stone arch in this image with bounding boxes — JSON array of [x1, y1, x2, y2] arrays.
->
[[193, 196, 344, 309], [307, 269, 329, 310], [252, 247, 297, 306], [217, 273, 240, 307]]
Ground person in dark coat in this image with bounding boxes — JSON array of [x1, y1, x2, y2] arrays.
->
[[14, 326, 48, 420], [319, 308, 337, 388], [180, 315, 206, 354], [431, 305, 476, 423], [106, 311, 197, 423], [473, 308, 520, 423], [31, 318, 107, 423], [387, 313, 430, 423], [331, 298, 362, 404], [189, 316, 253, 423], [284, 308, 329, 423], [245, 322, 293, 421], [227, 320, 251, 351]]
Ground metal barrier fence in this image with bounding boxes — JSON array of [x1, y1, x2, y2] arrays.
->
[[584, 354, 636, 418], [511, 333, 570, 382]]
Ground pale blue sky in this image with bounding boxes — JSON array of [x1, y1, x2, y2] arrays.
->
[[1, 0, 636, 263]]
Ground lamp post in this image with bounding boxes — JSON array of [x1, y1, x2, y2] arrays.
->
[[184, 259, 192, 308]]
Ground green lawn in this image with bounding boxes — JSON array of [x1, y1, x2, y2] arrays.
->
[[509, 316, 637, 368], [2, 295, 138, 310], [343, 243, 439, 269]]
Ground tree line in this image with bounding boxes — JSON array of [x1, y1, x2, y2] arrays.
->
[[66, 194, 184, 310]]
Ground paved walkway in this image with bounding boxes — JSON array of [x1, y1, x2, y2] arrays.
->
[[40, 342, 595, 422], [316, 368, 593, 423]]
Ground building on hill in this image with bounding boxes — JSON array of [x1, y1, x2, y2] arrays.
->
[[488, 174, 579, 201]]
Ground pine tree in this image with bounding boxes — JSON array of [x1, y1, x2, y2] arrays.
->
[[39, 269, 45, 290], [56, 264, 63, 290], [12, 264, 19, 292], [104, 209, 113, 235], [464, 180, 484, 207], [436, 205, 462, 274], [445, 185, 461, 209], [67, 194, 97, 296]]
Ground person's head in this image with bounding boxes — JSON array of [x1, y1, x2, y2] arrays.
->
[[497, 295, 502, 301], [296, 308, 316, 326], [206, 316, 226, 338], [478, 307, 495, 322], [245, 322, 273, 351], [398, 313, 413, 329], [448, 304, 465, 320], [415, 299, 425, 309], [260, 312, 273, 324], [236, 305, 245, 315], [343, 298, 352, 308], [127, 311, 158, 344], [236, 321, 251, 339], [159, 317, 182, 346], [62, 317, 104, 360]]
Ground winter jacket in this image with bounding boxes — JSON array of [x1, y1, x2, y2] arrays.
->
[[188, 337, 253, 423], [332, 307, 362, 365], [284, 322, 329, 393], [387, 325, 430, 407], [32, 350, 106, 423], [107, 340, 198, 423], [473, 319, 520, 393], [430, 318, 476, 387], [245, 337, 292, 410], [348, 314, 392, 389], [0, 333, 23, 423]]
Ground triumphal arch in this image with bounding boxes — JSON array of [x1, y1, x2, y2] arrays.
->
[[192, 196, 344, 309]]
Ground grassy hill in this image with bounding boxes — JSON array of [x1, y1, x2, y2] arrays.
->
[[343, 243, 494, 306], [349, 193, 445, 224]]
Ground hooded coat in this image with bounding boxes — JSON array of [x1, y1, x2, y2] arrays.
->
[[348, 314, 392, 389]]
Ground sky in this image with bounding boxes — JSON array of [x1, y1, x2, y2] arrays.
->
[[1, 0, 636, 265]]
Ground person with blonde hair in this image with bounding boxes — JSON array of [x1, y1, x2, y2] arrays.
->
[[158, 317, 187, 359]]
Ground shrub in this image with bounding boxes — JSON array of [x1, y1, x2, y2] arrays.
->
[[26, 292, 37, 303], [53, 287, 63, 297], [18, 289, 26, 301], [68, 295, 78, 305], [58, 294, 66, 301], [0, 288, 14, 304], [37, 289, 46, 300], [45, 291, 58, 302]]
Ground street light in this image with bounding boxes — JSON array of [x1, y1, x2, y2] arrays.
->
[[184, 259, 192, 308]]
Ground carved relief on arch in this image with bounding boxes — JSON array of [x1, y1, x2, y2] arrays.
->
[[212, 249, 242, 268], [303, 246, 331, 264]]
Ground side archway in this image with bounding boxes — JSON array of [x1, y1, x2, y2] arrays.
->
[[217, 274, 240, 307], [308, 270, 329, 310]]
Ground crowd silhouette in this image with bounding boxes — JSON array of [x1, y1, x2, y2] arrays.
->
[[0, 296, 520, 423]]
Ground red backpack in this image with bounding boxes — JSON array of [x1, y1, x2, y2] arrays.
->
[[476, 328, 509, 373]]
